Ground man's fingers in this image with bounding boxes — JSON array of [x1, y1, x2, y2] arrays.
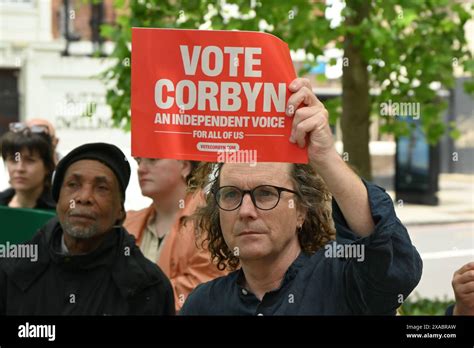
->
[[293, 117, 321, 148], [455, 269, 474, 285], [289, 77, 312, 92], [286, 86, 316, 116], [290, 106, 315, 139], [289, 77, 325, 106], [455, 280, 474, 295], [454, 262, 474, 277]]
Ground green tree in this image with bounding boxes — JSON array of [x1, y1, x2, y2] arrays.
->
[[101, 0, 473, 179]]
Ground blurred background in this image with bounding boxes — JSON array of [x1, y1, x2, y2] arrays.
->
[[0, 0, 472, 314]]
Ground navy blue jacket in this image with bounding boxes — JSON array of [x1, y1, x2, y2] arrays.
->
[[180, 180, 423, 315]]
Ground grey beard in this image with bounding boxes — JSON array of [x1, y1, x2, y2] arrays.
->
[[62, 220, 100, 239]]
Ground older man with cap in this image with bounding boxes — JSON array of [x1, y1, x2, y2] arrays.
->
[[0, 142, 174, 315]]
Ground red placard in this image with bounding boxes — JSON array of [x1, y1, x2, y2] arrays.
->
[[131, 28, 307, 163]]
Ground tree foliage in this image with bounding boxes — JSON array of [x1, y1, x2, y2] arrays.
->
[[101, 0, 473, 177]]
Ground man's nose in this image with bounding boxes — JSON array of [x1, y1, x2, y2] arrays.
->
[[238, 193, 258, 219], [74, 185, 94, 205]]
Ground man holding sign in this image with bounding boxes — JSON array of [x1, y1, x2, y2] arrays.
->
[[179, 77, 422, 315], [132, 29, 422, 315]]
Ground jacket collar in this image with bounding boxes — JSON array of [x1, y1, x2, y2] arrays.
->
[[236, 251, 310, 291], [134, 190, 204, 243], [3, 218, 162, 299], [48, 223, 118, 271]]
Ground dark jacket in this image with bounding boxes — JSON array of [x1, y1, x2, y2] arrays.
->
[[0, 187, 56, 210], [445, 304, 455, 315], [0, 218, 175, 315], [180, 180, 423, 315]]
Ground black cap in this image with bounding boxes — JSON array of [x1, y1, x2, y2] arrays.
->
[[52, 143, 131, 202]]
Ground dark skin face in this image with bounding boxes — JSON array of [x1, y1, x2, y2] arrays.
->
[[56, 160, 125, 255]]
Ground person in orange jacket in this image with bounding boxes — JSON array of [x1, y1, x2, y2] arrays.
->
[[124, 158, 226, 312]]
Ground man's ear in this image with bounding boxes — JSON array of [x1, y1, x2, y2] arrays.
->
[[180, 160, 192, 181], [116, 205, 126, 226], [296, 206, 307, 227]]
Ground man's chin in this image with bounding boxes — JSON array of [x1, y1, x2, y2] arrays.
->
[[237, 246, 271, 261], [63, 222, 99, 240], [65, 230, 97, 239]]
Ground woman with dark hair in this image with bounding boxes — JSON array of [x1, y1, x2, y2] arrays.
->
[[0, 123, 56, 210]]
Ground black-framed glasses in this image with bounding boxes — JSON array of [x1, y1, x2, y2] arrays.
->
[[212, 185, 298, 211], [9, 122, 49, 135]]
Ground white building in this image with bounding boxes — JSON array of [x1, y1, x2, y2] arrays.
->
[[0, 0, 150, 209]]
